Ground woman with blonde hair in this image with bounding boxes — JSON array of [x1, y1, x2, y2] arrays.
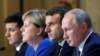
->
[[20, 9, 52, 56]]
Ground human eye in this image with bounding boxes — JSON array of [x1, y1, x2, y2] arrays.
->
[[23, 24, 30, 28], [63, 27, 71, 32], [64, 28, 68, 32], [50, 22, 55, 26], [9, 28, 16, 32], [24, 25, 28, 27]]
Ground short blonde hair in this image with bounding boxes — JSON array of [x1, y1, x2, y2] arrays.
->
[[23, 9, 47, 37], [23, 9, 46, 28]]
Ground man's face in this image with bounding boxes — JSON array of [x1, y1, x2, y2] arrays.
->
[[45, 14, 63, 42], [62, 13, 85, 47], [5, 23, 22, 46]]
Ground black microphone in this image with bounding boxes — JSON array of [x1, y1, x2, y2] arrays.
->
[[0, 46, 5, 51]]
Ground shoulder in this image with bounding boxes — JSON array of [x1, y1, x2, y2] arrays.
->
[[83, 44, 100, 56], [35, 38, 52, 56], [83, 32, 100, 56], [39, 38, 52, 47], [85, 32, 100, 46], [25, 45, 35, 56]]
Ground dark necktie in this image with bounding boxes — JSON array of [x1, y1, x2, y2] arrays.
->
[[15, 50, 19, 56], [56, 45, 61, 56], [77, 49, 80, 56]]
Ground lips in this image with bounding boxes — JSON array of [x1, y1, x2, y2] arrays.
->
[[7, 38, 11, 42], [63, 36, 68, 40]]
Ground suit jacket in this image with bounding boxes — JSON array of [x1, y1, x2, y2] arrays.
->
[[25, 38, 52, 56], [15, 42, 28, 56], [25, 45, 35, 56], [73, 32, 100, 56], [49, 41, 74, 56]]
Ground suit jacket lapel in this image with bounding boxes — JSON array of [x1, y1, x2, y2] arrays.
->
[[16, 43, 28, 56], [60, 41, 74, 56]]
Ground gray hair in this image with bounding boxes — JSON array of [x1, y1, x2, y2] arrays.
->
[[67, 8, 92, 29], [23, 9, 47, 37], [23, 9, 46, 28]]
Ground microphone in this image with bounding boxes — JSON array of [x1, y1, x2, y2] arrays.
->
[[0, 46, 5, 51]]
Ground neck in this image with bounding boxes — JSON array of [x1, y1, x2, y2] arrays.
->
[[28, 36, 43, 50], [57, 37, 63, 43], [33, 36, 42, 47], [15, 41, 22, 47]]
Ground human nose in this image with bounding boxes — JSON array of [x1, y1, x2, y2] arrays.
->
[[5, 31, 10, 38], [20, 26, 24, 32], [45, 26, 50, 33], [63, 31, 68, 39]]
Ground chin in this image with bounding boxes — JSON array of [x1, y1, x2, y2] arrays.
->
[[69, 44, 76, 47], [69, 45, 72, 47], [69, 43, 73, 46], [22, 39, 26, 42], [9, 42, 14, 45], [49, 38, 53, 41]]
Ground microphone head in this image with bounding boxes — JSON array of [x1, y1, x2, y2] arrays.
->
[[0, 46, 5, 51]]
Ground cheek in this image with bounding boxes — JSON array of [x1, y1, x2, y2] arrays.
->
[[11, 32, 19, 38], [23, 28, 37, 41], [24, 28, 34, 35], [53, 26, 62, 33], [56, 28, 63, 36], [13, 31, 21, 38], [51, 27, 56, 32], [71, 31, 81, 46], [66, 30, 76, 40], [25, 29, 33, 37], [22, 28, 31, 39]]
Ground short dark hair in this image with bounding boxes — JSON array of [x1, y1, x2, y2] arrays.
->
[[4, 12, 23, 28], [46, 6, 71, 21]]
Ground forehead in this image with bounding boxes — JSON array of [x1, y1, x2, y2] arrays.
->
[[23, 17, 33, 23], [64, 13, 75, 22], [46, 14, 61, 23], [6, 23, 18, 28], [62, 13, 76, 27], [23, 16, 32, 21]]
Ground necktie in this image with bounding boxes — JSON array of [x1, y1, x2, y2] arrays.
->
[[56, 45, 61, 56], [15, 50, 19, 56], [77, 49, 80, 56]]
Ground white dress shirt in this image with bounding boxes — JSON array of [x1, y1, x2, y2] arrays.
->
[[16, 42, 24, 51]]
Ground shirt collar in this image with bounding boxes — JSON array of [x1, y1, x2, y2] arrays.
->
[[59, 40, 65, 47], [16, 42, 24, 51], [78, 29, 93, 54]]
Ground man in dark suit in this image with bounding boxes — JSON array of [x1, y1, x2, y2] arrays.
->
[[45, 6, 74, 56], [62, 8, 100, 56], [4, 12, 28, 56]]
